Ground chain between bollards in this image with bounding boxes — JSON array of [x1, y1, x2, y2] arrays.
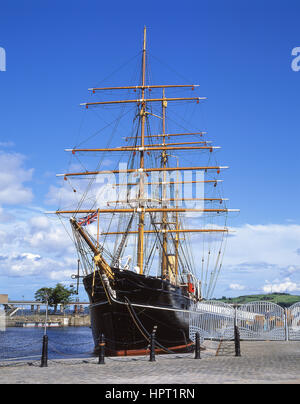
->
[[40, 334, 48, 367], [98, 333, 106, 364], [194, 332, 201, 359]]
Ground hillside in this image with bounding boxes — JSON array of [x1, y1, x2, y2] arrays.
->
[[216, 293, 300, 308]]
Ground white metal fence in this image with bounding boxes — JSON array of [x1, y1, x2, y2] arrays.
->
[[287, 302, 300, 341], [0, 307, 5, 332], [189, 300, 300, 342], [237, 301, 286, 341], [189, 301, 234, 344]]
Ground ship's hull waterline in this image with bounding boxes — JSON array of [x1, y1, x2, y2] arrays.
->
[[83, 268, 196, 356]]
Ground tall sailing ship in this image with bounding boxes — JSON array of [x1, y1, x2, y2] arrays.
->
[[50, 27, 238, 356]]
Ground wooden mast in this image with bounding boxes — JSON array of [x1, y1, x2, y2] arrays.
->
[[54, 207, 238, 214], [65, 145, 219, 152], [112, 180, 224, 187], [137, 26, 147, 275], [81, 96, 206, 108], [106, 197, 228, 204], [161, 88, 168, 278], [57, 165, 228, 178], [124, 132, 207, 140], [174, 157, 180, 281], [89, 84, 199, 91], [66, 142, 220, 153]]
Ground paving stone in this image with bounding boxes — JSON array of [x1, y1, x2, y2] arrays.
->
[[1, 341, 300, 384]]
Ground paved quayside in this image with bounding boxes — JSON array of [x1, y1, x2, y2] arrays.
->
[[1, 341, 300, 384]]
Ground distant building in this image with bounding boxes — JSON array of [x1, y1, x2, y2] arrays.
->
[[0, 294, 8, 304]]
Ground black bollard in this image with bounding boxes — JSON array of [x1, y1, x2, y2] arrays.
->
[[149, 331, 156, 362], [40, 334, 48, 368], [234, 325, 241, 357], [98, 333, 105, 364], [194, 332, 201, 359]]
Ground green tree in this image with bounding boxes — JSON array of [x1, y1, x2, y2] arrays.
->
[[34, 287, 53, 303], [35, 284, 76, 313]]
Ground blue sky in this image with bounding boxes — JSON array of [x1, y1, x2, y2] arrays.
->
[[0, 0, 300, 299]]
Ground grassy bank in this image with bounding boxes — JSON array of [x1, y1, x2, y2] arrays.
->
[[216, 293, 300, 307]]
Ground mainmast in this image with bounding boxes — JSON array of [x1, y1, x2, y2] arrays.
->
[[137, 26, 147, 275]]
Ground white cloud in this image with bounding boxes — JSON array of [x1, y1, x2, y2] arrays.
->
[[49, 269, 75, 280], [25, 216, 74, 254], [189, 223, 300, 297], [0, 141, 14, 147], [0, 247, 77, 280], [29, 215, 49, 230], [285, 265, 300, 275], [224, 224, 300, 268], [45, 177, 119, 210], [14, 252, 41, 261], [0, 210, 77, 282], [229, 283, 245, 291], [0, 150, 33, 206], [1, 147, 300, 300], [3, 253, 76, 279], [0, 149, 80, 294], [263, 278, 300, 293], [213, 223, 300, 296]]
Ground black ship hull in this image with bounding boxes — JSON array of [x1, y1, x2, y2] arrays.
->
[[83, 268, 196, 356]]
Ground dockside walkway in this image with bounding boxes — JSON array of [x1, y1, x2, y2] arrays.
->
[[1, 341, 300, 384]]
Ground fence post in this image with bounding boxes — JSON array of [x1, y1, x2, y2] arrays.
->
[[98, 333, 105, 364], [234, 325, 241, 357], [234, 305, 238, 327], [149, 331, 156, 362], [194, 332, 201, 359], [40, 334, 48, 367], [284, 308, 289, 342]]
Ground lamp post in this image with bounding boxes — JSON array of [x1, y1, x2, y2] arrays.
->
[[41, 294, 49, 367], [44, 294, 49, 336]]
